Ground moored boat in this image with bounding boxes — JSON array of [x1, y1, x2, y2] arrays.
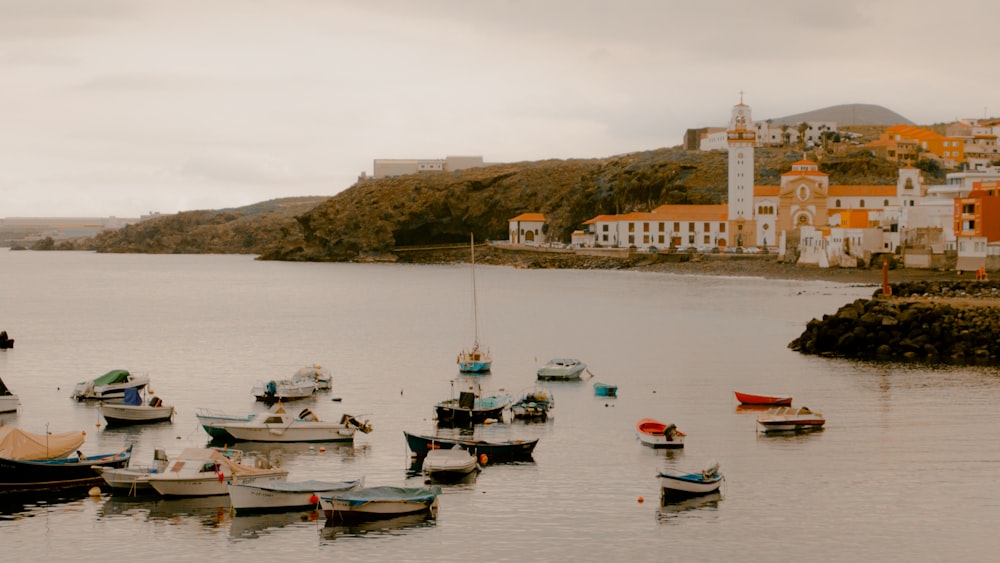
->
[[403, 431, 538, 463], [95, 448, 169, 495], [195, 408, 256, 441], [320, 486, 440, 521], [228, 478, 363, 514], [435, 380, 512, 426], [100, 386, 174, 426], [71, 369, 150, 401], [199, 404, 372, 443], [536, 358, 586, 381], [635, 418, 685, 449], [146, 447, 288, 497], [0, 375, 18, 414], [0, 426, 86, 460], [510, 388, 554, 421], [734, 391, 792, 406], [251, 370, 319, 403], [756, 406, 825, 433], [422, 448, 480, 483], [0, 330, 12, 349], [0, 444, 133, 493], [658, 462, 724, 503], [593, 382, 617, 397], [457, 234, 492, 374]]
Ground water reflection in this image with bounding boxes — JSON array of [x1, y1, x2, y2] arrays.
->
[[319, 512, 436, 541], [655, 492, 723, 523], [0, 488, 98, 519], [100, 494, 232, 528], [229, 509, 321, 539]]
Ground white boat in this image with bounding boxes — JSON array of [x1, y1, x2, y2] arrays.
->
[[251, 371, 318, 402], [320, 486, 440, 521], [71, 369, 150, 401], [422, 448, 480, 482], [95, 448, 169, 495], [756, 406, 826, 432], [100, 387, 174, 426], [146, 447, 288, 497], [228, 478, 363, 514], [658, 462, 724, 503], [635, 418, 685, 449], [294, 365, 333, 390], [536, 358, 587, 381], [195, 408, 257, 441], [457, 234, 492, 373], [203, 404, 372, 443], [0, 375, 17, 414]]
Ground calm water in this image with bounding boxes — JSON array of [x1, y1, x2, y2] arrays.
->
[[0, 251, 998, 562]]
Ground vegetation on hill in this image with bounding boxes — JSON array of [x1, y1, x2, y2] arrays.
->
[[71, 144, 946, 261]]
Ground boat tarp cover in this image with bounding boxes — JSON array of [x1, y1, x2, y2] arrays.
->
[[123, 387, 142, 406], [243, 479, 361, 493], [332, 486, 440, 507], [0, 426, 86, 460], [92, 370, 131, 387], [176, 448, 282, 476]]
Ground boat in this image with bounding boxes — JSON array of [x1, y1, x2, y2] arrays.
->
[[0, 426, 86, 460], [0, 330, 12, 349], [734, 391, 792, 406], [593, 382, 617, 397], [228, 478, 363, 514], [457, 234, 492, 373], [198, 404, 372, 443], [70, 369, 150, 401], [403, 431, 538, 463], [635, 418, 686, 449], [146, 447, 289, 497], [319, 486, 441, 521], [100, 386, 174, 426], [0, 444, 133, 493], [536, 358, 587, 381], [0, 375, 18, 414], [251, 370, 318, 403], [295, 365, 333, 390], [510, 388, 554, 421], [95, 448, 169, 495], [756, 406, 825, 432], [658, 462, 724, 503], [195, 408, 257, 441], [434, 379, 513, 426], [422, 448, 480, 482]]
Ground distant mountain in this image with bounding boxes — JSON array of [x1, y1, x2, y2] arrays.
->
[[764, 104, 913, 127]]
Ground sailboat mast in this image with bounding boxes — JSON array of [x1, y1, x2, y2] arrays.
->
[[470, 233, 480, 347]]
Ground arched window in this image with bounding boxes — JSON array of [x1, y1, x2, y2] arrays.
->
[[835, 199, 841, 208], [860, 200, 865, 208], [884, 199, 889, 206]]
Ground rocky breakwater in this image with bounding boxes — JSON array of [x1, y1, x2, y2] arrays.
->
[[789, 281, 1000, 365]]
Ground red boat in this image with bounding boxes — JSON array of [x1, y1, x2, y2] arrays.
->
[[734, 391, 792, 406]]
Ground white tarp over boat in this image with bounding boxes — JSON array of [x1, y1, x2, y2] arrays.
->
[[0, 426, 87, 460]]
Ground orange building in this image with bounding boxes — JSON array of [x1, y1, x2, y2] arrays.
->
[[954, 181, 1000, 241], [879, 125, 964, 167]]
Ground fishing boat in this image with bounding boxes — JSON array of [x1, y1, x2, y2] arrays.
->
[[0, 330, 12, 349], [251, 370, 318, 403], [536, 358, 587, 381], [510, 388, 554, 421], [434, 379, 513, 426], [319, 486, 441, 521], [457, 234, 492, 374], [195, 408, 257, 441], [0, 375, 18, 414], [593, 382, 617, 397], [201, 404, 372, 443], [70, 369, 150, 401], [403, 431, 538, 463], [422, 448, 480, 482], [228, 478, 363, 514], [0, 444, 133, 493], [294, 365, 333, 390], [0, 426, 86, 460], [635, 418, 685, 449], [95, 448, 169, 495], [146, 447, 289, 497], [100, 386, 174, 426], [734, 391, 792, 406], [658, 462, 724, 503], [756, 406, 825, 433]]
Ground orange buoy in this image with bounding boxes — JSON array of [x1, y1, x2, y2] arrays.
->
[[309, 495, 319, 504], [319, 447, 326, 453], [637, 496, 645, 503], [479, 454, 488, 465]]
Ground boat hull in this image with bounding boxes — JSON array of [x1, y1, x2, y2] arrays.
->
[[320, 486, 440, 521], [0, 446, 133, 493], [0, 395, 18, 414], [635, 419, 685, 449], [756, 407, 825, 433], [223, 424, 356, 443], [658, 472, 724, 502], [735, 391, 792, 406], [100, 404, 174, 426], [536, 359, 586, 381], [228, 479, 362, 514], [434, 403, 506, 426], [422, 450, 479, 482], [593, 383, 617, 397], [71, 374, 150, 401], [458, 359, 492, 373], [403, 431, 538, 463], [148, 471, 288, 497]]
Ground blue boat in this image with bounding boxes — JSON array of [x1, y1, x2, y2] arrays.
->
[[0, 444, 133, 493], [457, 235, 492, 374], [593, 382, 617, 397], [320, 486, 441, 521]]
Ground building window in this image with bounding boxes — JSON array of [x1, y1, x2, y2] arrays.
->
[[963, 204, 975, 213], [658, 222, 664, 232], [673, 222, 680, 232], [720, 224, 726, 233], [835, 199, 841, 208], [703, 222, 710, 231], [688, 223, 695, 232], [628, 223, 634, 232], [602, 234, 608, 242], [643, 235, 649, 244], [704, 235, 711, 244], [860, 200, 865, 208], [884, 199, 889, 206], [688, 235, 695, 244], [628, 235, 634, 244], [602, 224, 609, 232], [658, 235, 664, 244], [643, 223, 649, 232]]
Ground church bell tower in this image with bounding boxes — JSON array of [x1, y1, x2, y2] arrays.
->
[[727, 94, 756, 246]]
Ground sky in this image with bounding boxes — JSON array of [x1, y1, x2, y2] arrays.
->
[[2, 0, 998, 218]]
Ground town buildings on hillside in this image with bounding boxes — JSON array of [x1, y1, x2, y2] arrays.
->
[[358, 156, 485, 181]]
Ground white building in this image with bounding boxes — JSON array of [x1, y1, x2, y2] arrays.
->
[[509, 213, 546, 244]]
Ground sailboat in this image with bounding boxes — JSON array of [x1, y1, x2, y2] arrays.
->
[[457, 234, 492, 373]]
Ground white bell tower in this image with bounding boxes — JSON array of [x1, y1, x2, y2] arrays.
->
[[727, 94, 755, 222]]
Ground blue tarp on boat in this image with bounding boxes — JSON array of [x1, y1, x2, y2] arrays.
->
[[123, 387, 142, 406], [332, 486, 440, 507]]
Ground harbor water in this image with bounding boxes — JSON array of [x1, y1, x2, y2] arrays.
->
[[0, 251, 998, 562]]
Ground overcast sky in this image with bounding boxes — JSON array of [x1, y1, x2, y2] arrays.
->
[[2, 0, 997, 217]]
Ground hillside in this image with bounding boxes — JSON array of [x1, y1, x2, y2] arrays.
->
[[72, 145, 943, 260], [766, 103, 913, 126]]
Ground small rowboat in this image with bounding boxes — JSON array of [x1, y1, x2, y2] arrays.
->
[[422, 448, 480, 483], [593, 382, 617, 397], [320, 486, 441, 521], [756, 406, 825, 432], [228, 478, 363, 514], [734, 391, 792, 406], [635, 418, 685, 449], [658, 462, 723, 502]]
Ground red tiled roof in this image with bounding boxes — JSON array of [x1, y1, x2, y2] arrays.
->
[[509, 213, 545, 222]]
